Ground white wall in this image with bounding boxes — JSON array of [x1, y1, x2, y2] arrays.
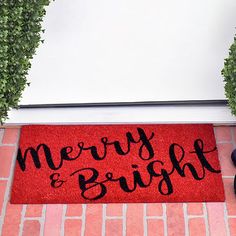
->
[[19, 0, 236, 105]]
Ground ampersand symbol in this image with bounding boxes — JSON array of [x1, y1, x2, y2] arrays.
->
[[49, 173, 66, 188]]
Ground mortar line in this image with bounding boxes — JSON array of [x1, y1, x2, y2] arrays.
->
[[162, 204, 168, 236], [106, 216, 123, 220], [188, 215, 205, 219], [223, 176, 235, 179], [60, 204, 67, 236], [203, 203, 210, 236], [24, 216, 43, 220], [64, 216, 83, 220], [0, 128, 20, 235], [81, 204, 86, 236], [230, 127, 236, 148], [18, 204, 27, 236], [0, 144, 16, 147], [122, 204, 127, 236], [102, 204, 106, 236], [40, 205, 46, 236], [143, 204, 147, 236], [0, 128, 4, 144], [224, 202, 231, 236], [146, 215, 164, 220], [183, 203, 189, 236], [216, 141, 233, 144]]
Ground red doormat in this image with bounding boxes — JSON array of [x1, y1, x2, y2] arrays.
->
[[11, 124, 225, 204]]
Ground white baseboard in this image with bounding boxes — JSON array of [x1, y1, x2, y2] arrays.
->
[[4, 105, 236, 125]]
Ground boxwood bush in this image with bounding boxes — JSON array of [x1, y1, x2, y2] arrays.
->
[[222, 35, 236, 116], [0, 0, 50, 124]]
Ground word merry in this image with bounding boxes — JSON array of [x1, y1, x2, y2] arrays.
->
[[17, 128, 154, 171]]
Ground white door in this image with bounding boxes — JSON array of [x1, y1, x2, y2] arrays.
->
[[7, 0, 236, 124]]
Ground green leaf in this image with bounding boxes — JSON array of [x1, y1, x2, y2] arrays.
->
[[222, 35, 236, 116]]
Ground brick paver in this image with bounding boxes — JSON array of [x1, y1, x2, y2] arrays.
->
[[0, 126, 235, 235], [207, 202, 227, 236], [66, 204, 83, 217], [126, 204, 144, 236], [2, 203, 22, 236], [64, 219, 82, 236], [224, 178, 236, 216], [44, 205, 63, 236], [84, 205, 103, 236], [229, 218, 236, 235], [147, 219, 164, 236], [187, 203, 203, 215], [25, 205, 43, 217], [0, 181, 7, 215], [188, 218, 206, 236], [106, 219, 123, 236], [22, 220, 40, 236], [214, 126, 232, 142], [0, 146, 15, 177], [146, 203, 163, 217], [2, 128, 19, 144], [166, 203, 185, 236], [217, 143, 235, 176], [106, 204, 123, 217]]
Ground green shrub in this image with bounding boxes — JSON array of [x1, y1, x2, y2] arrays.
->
[[222, 35, 236, 116], [0, 0, 50, 124]]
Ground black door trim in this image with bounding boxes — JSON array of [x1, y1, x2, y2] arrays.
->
[[19, 99, 228, 109]]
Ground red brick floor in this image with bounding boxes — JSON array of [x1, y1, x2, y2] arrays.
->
[[0, 126, 235, 236]]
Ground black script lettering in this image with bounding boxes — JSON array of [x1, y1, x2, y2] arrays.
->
[[169, 143, 205, 180], [60, 142, 84, 160], [70, 168, 107, 200], [67, 139, 221, 201], [138, 128, 155, 160], [147, 160, 173, 195], [79, 142, 107, 160], [101, 135, 136, 155], [158, 169, 173, 195], [70, 161, 173, 200], [70, 165, 153, 200], [17, 144, 63, 171], [102, 128, 155, 160], [18, 128, 155, 171], [105, 166, 152, 192], [190, 139, 220, 173]]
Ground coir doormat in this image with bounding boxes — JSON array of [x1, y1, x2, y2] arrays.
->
[[11, 124, 225, 204]]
